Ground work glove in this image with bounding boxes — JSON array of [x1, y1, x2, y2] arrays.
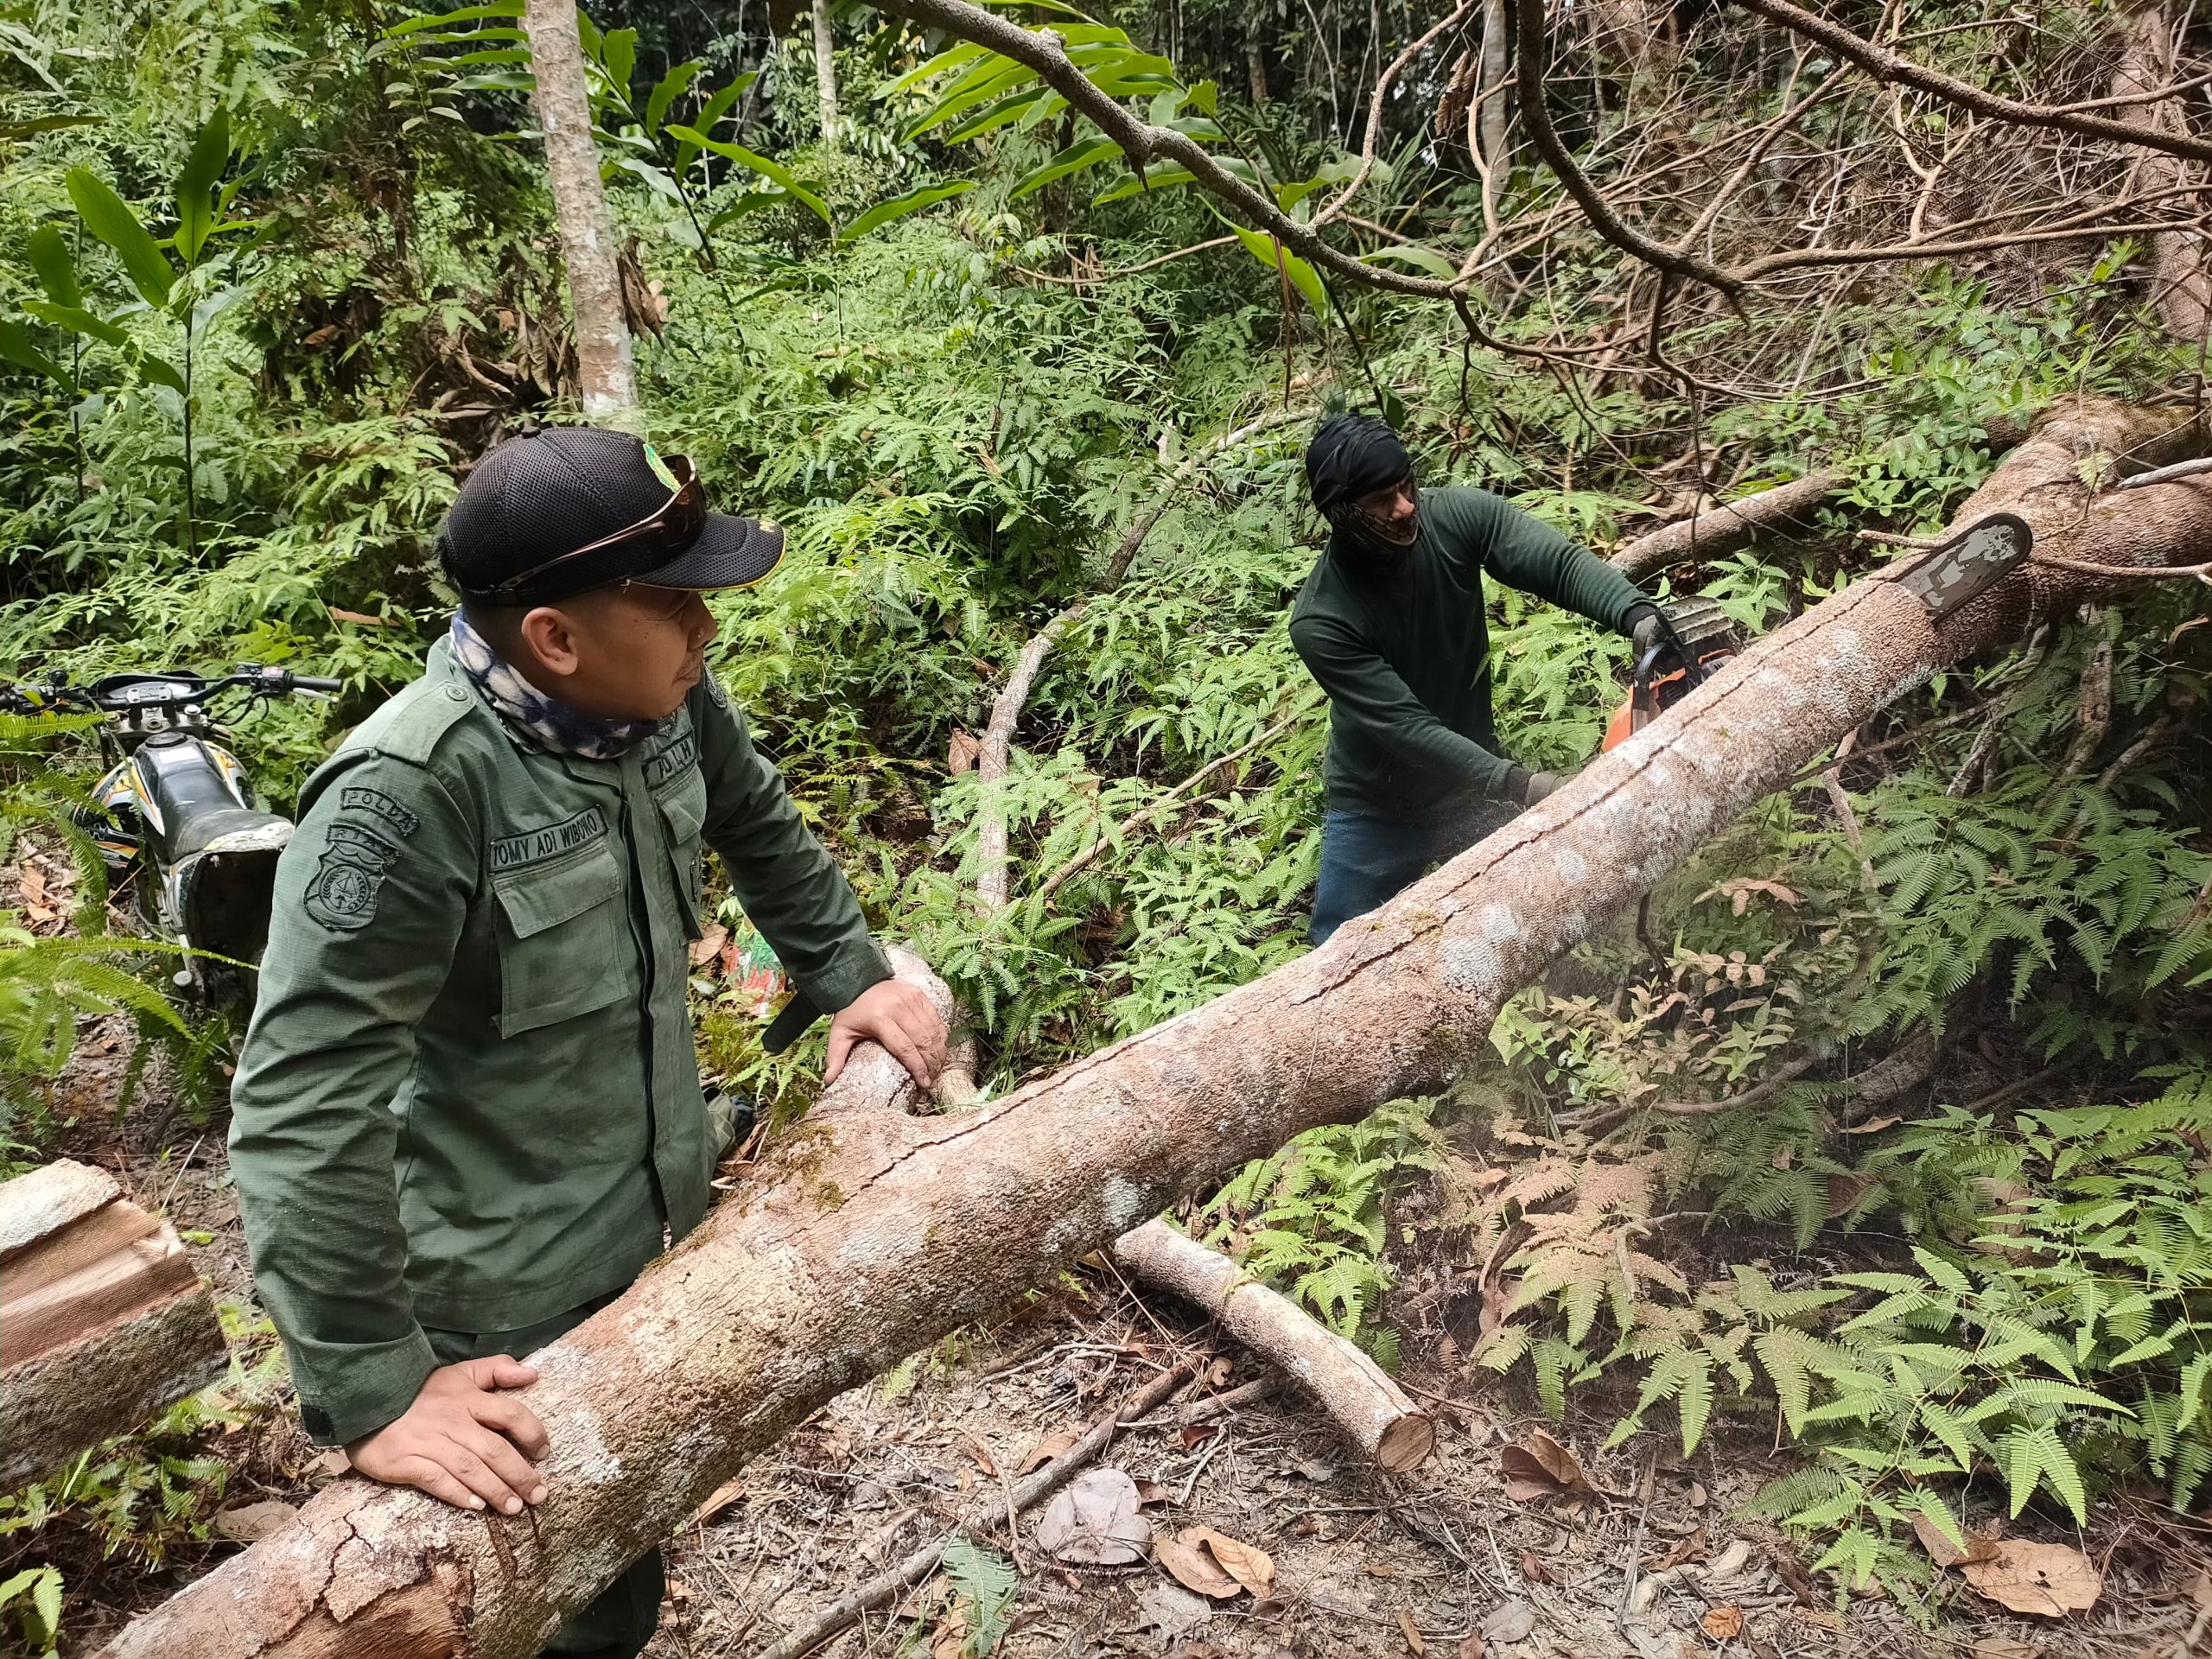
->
[[1625, 601, 1686, 675], [1521, 768, 1570, 806]]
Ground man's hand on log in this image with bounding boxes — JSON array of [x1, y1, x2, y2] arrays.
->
[[346, 1357, 550, 1516], [827, 978, 949, 1088]]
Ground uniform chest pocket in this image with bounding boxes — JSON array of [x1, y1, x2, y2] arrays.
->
[[652, 767, 708, 939], [491, 841, 628, 1036]]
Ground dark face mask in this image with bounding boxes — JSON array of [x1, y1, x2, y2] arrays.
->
[[1306, 413, 1423, 569], [1324, 471, 1423, 568]]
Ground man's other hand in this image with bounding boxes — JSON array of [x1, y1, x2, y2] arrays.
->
[[826, 977, 948, 1088], [347, 1357, 550, 1515], [1522, 769, 1571, 805]]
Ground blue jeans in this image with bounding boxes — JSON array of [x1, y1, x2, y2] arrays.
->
[[1310, 797, 1517, 945]]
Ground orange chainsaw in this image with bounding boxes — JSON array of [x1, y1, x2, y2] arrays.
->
[[1602, 596, 1743, 753]]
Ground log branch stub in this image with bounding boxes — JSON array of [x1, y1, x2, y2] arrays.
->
[[1113, 1219, 1435, 1471]]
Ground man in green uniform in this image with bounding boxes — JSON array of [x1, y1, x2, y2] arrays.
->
[[229, 426, 947, 1658], [1290, 413, 1674, 944]]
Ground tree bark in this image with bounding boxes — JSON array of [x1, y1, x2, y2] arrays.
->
[[1609, 469, 1845, 580], [2113, 1, 2212, 345], [2, 1160, 226, 1487], [1473, 0, 1509, 234], [1112, 1219, 1435, 1469], [811, 0, 840, 149], [973, 616, 1076, 913], [521, 0, 637, 416], [100, 397, 2212, 1659]]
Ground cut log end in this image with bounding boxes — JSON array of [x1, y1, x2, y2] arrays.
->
[[1, 1160, 227, 1488], [1376, 1411, 1438, 1471]]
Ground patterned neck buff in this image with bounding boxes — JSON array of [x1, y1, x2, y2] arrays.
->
[[447, 610, 664, 760]]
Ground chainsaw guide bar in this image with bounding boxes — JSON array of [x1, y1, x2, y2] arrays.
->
[[1890, 512, 2033, 620]]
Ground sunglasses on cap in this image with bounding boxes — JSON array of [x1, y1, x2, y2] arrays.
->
[[478, 452, 709, 603]]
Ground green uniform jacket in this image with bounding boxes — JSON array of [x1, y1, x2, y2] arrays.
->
[[228, 641, 889, 1444], [1288, 486, 1649, 817]]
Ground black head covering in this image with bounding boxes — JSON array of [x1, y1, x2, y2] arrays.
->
[[1305, 413, 1421, 566]]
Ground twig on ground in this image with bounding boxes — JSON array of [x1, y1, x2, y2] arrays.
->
[[752, 1360, 1198, 1659]]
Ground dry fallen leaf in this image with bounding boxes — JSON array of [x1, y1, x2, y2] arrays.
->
[[1701, 1605, 1745, 1639], [1842, 1115, 1901, 1135], [1457, 1636, 1487, 1659], [1519, 1550, 1552, 1585], [931, 1599, 970, 1659], [213, 1499, 299, 1542], [1179, 1421, 1220, 1450], [1825, 1173, 1874, 1219], [1035, 1467, 1150, 1566], [1398, 1605, 1426, 1654], [1646, 1528, 1708, 1573], [1130, 1580, 1211, 1639], [1970, 1640, 2042, 1659], [1133, 1477, 1172, 1505], [1158, 1531, 1243, 1600], [1017, 1429, 1081, 1475], [948, 730, 982, 774], [1962, 1541, 2101, 1617], [1688, 1480, 1708, 1509], [1910, 1510, 1997, 1568], [1188, 1527, 1274, 1595], [1479, 1600, 1536, 1645], [1478, 1274, 1517, 1338], [688, 924, 728, 967], [692, 1477, 745, 1525], [1499, 1429, 1595, 1503]]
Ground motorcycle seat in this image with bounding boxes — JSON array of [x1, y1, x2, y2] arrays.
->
[[173, 806, 293, 862]]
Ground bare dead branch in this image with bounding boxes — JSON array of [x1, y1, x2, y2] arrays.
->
[[1512, 0, 1747, 298], [1729, 0, 2212, 165]]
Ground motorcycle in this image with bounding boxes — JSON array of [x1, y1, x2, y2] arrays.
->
[[2, 665, 342, 1005]]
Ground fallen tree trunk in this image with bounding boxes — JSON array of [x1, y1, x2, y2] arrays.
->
[[1112, 1219, 1434, 1471], [103, 397, 2211, 1659], [1, 1160, 226, 1487], [1609, 469, 1844, 580]]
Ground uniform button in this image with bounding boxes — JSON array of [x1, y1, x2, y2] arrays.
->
[[446, 686, 467, 701]]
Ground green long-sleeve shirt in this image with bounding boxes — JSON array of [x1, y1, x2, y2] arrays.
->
[[228, 641, 889, 1444], [1289, 486, 1649, 817]]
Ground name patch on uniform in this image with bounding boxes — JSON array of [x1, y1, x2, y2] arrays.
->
[[643, 729, 698, 791], [491, 806, 608, 872], [340, 785, 419, 838], [304, 822, 402, 931]]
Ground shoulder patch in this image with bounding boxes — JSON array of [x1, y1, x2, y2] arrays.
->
[[303, 821, 402, 931], [702, 670, 728, 709], [339, 785, 419, 839]]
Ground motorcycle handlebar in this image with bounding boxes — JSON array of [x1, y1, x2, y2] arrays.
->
[[0, 667, 347, 714]]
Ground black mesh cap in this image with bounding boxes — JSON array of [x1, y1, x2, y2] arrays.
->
[[437, 425, 784, 606]]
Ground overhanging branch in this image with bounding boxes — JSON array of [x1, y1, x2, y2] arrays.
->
[[873, 0, 1460, 303], [1729, 0, 2212, 166]]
